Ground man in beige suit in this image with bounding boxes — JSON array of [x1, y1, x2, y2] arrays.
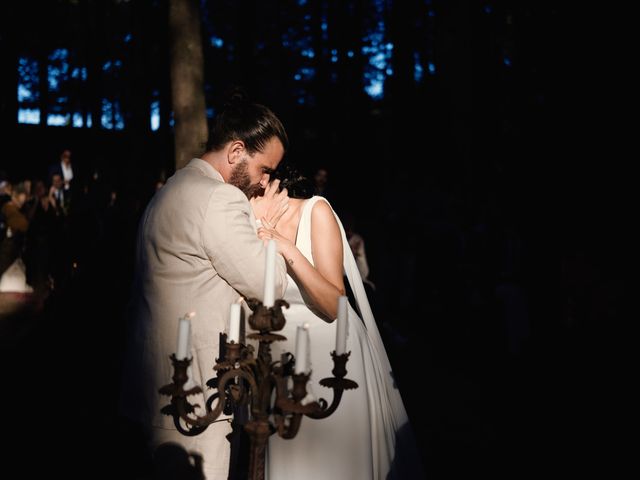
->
[[121, 98, 289, 479]]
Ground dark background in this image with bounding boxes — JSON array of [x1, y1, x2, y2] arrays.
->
[[0, 1, 628, 478]]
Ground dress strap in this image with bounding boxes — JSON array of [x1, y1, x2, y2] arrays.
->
[[295, 196, 326, 264]]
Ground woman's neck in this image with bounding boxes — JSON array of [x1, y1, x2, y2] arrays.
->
[[276, 197, 306, 243]]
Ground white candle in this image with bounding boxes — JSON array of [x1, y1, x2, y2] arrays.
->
[[228, 303, 241, 343], [263, 239, 277, 307], [185, 313, 195, 388], [335, 296, 348, 355], [176, 316, 191, 360], [294, 325, 309, 374]]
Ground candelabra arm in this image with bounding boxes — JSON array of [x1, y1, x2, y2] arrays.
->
[[272, 371, 321, 438], [274, 412, 303, 439], [306, 352, 358, 420], [160, 356, 259, 432], [304, 390, 345, 419], [196, 368, 258, 428]]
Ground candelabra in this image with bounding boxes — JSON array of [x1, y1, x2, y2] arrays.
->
[[159, 299, 358, 480]]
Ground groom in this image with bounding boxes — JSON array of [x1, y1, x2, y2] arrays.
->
[[120, 98, 289, 480]]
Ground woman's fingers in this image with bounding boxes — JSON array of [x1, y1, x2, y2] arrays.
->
[[263, 180, 273, 197], [270, 203, 289, 226], [265, 178, 280, 198], [263, 188, 289, 227], [275, 186, 287, 200], [257, 227, 273, 239]]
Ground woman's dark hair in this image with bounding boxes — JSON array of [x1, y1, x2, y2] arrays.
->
[[207, 88, 289, 155], [272, 162, 314, 199]]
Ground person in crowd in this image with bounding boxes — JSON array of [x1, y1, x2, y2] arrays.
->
[[0, 178, 12, 241], [49, 173, 70, 216], [48, 148, 74, 191], [343, 211, 376, 292], [0, 182, 33, 293], [312, 166, 336, 202], [24, 180, 58, 293]]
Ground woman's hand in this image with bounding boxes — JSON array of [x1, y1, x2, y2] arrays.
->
[[257, 219, 296, 257], [249, 179, 289, 228]]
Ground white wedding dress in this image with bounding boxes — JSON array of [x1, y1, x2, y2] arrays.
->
[[267, 196, 423, 480]]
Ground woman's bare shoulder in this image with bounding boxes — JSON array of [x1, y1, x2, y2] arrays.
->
[[310, 198, 339, 229]]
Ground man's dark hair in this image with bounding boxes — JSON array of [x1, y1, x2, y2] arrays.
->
[[206, 89, 289, 155]]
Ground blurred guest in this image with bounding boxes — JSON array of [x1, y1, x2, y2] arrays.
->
[[312, 166, 340, 210], [313, 167, 330, 196], [0, 182, 32, 292], [49, 173, 70, 216], [0, 177, 12, 202], [48, 148, 74, 190], [48, 174, 72, 291], [25, 180, 58, 292], [22, 178, 39, 221], [0, 178, 11, 240], [22, 179, 32, 200], [343, 211, 376, 292]]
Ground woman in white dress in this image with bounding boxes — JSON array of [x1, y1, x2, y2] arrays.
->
[[256, 172, 423, 479]]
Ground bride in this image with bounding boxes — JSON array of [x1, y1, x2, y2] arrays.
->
[[254, 169, 423, 479]]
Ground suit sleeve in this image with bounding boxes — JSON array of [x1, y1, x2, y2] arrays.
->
[[202, 184, 287, 301]]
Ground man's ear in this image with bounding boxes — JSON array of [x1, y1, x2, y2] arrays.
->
[[227, 141, 245, 165]]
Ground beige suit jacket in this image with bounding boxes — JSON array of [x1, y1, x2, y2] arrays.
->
[[121, 158, 286, 477]]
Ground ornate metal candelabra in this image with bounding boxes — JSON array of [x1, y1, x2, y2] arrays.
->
[[159, 299, 358, 480]]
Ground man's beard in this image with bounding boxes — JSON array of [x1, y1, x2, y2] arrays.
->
[[228, 158, 263, 199]]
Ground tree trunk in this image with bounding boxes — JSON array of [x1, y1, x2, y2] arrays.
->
[[86, 0, 104, 131], [0, 10, 18, 132], [169, 0, 207, 170]]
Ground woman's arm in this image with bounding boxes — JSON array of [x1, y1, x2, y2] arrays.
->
[[258, 200, 345, 321]]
